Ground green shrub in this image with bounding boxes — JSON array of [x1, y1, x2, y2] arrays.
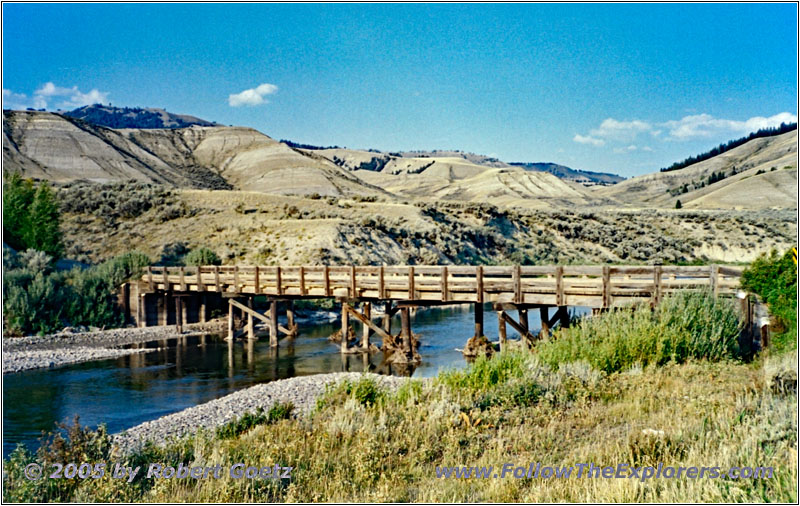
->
[[2, 251, 151, 335], [183, 247, 221, 266], [439, 351, 527, 393], [536, 291, 742, 374], [3, 417, 112, 503], [741, 248, 797, 351], [216, 402, 294, 439]]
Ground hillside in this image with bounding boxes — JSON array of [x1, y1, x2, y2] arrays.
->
[[510, 162, 625, 185], [306, 146, 623, 186], [597, 130, 798, 209], [2, 110, 384, 197], [63, 104, 218, 129]]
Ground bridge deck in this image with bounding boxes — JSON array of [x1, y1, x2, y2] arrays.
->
[[141, 264, 743, 309]]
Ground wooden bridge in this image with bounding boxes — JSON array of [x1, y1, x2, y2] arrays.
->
[[121, 264, 748, 364]]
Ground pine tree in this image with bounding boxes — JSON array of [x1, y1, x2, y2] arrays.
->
[[675, 200, 682, 209]]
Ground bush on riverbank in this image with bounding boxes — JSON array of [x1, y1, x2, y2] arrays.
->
[[740, 248, 797, 352], [536, 291, 742, 374], [2, 249, 151, 336]]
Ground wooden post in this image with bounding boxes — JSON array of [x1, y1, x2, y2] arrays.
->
[[476, 265, 484, 304], [497, 311, 507, 351], [350, 266, 357, 297], [247, 296, 255, 340], [181, 296, 188, 328], [341, 302, 350, 353], [120, 283, 130, 324], [710, 264, 719, 298], [323, 266, 331, 296], [653, 265, 663, 306], [559, 306, 570, 328], [602, 265, 610, 308], [513, 265, 522, 304], [286, 300, 296, 336], [160, 293, 169, 326], [400, 307, 412, 359], [555, 266, 564, 306], [227, 300, 234, 340], [441, 266, 448, 302], [519, 308, 529, 335], [214, 265, 221, 292], [276, 266, 283, 295], [378, 266, 385, 299], [539, 307, 550, 338], [269, 300, 279, 347], [361, 301, 371, 349], [474, 302, 484, 337], [234, 265, 240, 293], [175, 297, 183, 334], [179, 266, 186, 292], [254, 266, 260, 294], [299, 266, 306, 296], [408, 266, 415, 299], [197, 267, 204, 292], [138, 293, 146, 328], [383, 301, 393, 334]]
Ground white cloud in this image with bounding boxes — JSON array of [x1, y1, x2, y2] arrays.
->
[[574, 111, 797, 148], [573, 134, 605, 147], [613, 145, 640, 154], [4, 82, 111, 110], [663, 112, 798, 140], [590, 118, 652, 141], [228, 83, 278, 107], [3, 88, 31, 109], [35, 82, 110, 109]]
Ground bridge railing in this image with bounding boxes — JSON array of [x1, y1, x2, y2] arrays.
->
[[142, 264, 743, 308]]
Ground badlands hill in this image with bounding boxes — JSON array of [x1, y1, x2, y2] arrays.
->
[[63, 104, 218, 129], [597, 130, 798, 209], [2, 110, 384, 197]]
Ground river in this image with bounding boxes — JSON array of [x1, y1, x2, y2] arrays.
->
[[3, 304, 589, 457]]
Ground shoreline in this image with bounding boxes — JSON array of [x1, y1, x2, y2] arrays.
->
[[112, 372, 415, 455], [2, 321, 226, 374]]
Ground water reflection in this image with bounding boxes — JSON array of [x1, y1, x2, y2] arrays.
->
[[3, 304, 588, 457]]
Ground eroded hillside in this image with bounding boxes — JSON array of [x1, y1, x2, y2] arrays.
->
[[2, 111, 385, 197]]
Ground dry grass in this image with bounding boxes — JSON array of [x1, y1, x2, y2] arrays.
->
[[8, 350, 793, 503]]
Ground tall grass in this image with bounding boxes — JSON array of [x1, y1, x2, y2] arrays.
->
[[536, 291, 742, 374]]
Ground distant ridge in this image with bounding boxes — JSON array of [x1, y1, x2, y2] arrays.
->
[[63, 104, 218, 129], [660, 122, 797, 173], [510, 162, 625, 185]]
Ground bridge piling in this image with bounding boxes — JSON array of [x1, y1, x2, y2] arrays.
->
[[269, 300, 279, 347]]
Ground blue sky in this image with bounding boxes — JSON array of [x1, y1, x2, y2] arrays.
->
[[2, 3, 797, 177]]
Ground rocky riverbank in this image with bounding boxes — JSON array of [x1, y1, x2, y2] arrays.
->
[[113, 372, 414, 455], [3, 321, 225, 374]]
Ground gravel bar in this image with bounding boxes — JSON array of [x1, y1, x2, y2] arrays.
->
[[113, 372, 415, 455], [3, 321, 225, 374]]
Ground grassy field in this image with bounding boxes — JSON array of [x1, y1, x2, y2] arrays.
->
[[4, 291, 796, 503]]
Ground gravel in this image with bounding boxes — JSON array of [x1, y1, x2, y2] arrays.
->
[[113, 372, 415, 455], [3, 321, 225, 374]]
